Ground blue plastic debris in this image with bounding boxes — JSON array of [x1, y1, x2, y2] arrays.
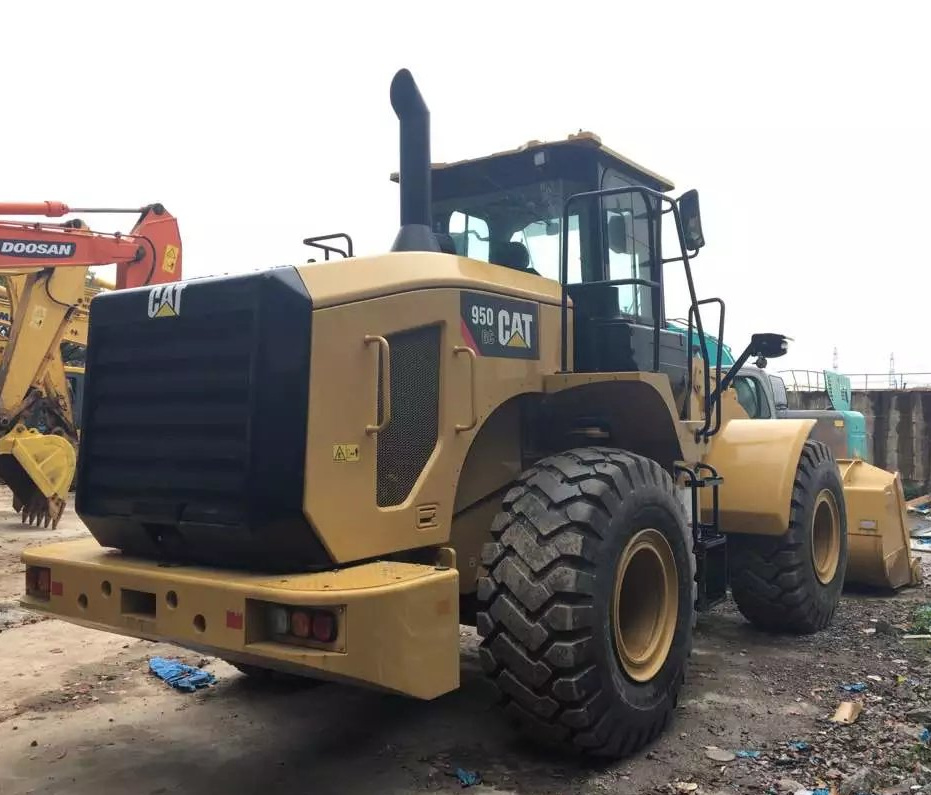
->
[[921, 727, 930, 745], [736, 750, 761, 758], [787, 740, 811, 752], [453, 768, 481, 788], [839, 682, 867, 692], [148, 656, 216, 692], [812, 789, 830, 795]]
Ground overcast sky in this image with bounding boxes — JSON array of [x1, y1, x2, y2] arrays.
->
[[3, 1, 927, 380]]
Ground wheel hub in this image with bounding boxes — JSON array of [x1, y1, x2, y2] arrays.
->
[[811, 489, 840, 585], [613, 528, 678, 683]]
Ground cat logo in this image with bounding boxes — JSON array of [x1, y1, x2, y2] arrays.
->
[[147, 283, 187, 319], [498, 310, 533, 349]]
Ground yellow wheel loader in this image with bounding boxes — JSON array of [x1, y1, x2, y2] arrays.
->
[[19, 70, 918, 758]]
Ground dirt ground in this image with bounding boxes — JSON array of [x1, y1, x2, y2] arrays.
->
[[1, 490, 930, 795]]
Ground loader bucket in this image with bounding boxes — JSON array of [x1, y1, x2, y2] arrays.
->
[[0, 425, 75, 529], [838, 458, 922, 590]]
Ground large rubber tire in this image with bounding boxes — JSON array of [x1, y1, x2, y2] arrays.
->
[[729, 440, 847, 634], [477, 447, 695, 758]]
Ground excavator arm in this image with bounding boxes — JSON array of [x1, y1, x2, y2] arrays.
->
[[0, 203, 182, 527]]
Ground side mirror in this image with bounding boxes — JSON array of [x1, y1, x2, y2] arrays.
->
[[607, 213, 628, 254], [677, 189, 705, 250]]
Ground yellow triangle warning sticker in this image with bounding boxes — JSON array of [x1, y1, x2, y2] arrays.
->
[[332, 444, 360, 462], [506, 329, 528, 348]]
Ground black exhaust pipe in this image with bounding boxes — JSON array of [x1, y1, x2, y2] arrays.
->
[[390, 69, 439, 253]]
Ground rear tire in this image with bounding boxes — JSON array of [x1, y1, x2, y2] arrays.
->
[[477, 447, 695, 758], [729, 440, 847, 634]]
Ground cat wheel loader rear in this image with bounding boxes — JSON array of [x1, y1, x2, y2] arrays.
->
[[19, 69, 904, 758], [0, 203, 182, 527]]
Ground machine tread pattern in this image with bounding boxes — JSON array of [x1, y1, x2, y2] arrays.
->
[[729, 440, 844, 633], [477, 447, 691, 757]]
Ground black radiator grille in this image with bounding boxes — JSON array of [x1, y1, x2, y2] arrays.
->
[[81, 309, 255, 517], [75, 268, 330, 572], [376, 325, 441, 507]]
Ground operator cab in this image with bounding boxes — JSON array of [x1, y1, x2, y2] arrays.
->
[[393, 133, 704, 410]]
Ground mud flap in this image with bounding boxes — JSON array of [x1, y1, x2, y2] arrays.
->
[[0, 425, 75, 528], [839, 458, 922, 589]]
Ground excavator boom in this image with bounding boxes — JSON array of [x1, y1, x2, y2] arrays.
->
[[0, 203, 181, 289]]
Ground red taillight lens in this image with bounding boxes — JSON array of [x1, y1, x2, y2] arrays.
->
[[290, 609, 312, 638], [311, 611, 336, 643], [26, 566, 51, 600]]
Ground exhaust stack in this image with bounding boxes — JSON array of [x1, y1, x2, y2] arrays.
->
[[390, 69, 439, 253]]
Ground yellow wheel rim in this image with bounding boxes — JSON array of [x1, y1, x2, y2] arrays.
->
[[811, 489, 841, 585], [612, 528, 679, 683]]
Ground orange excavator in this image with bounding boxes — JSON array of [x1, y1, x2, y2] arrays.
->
[[0, 202, 182, 528]]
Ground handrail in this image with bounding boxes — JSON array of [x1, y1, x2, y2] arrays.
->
[[363, 335, 391, 434], [559, 185, 713, 436]]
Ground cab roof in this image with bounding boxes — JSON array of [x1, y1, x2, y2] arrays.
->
[[390, 131, 675, 192]]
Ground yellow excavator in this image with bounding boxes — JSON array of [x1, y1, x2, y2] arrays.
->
[[0, 202, 182, 528]]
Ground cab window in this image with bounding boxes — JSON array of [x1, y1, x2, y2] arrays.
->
[[448, 211, 489, 261], [733, 375, 771, 418], [601, 170, 656, 322]]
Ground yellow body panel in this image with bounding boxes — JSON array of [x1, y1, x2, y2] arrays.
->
[[701, 418, 816, 535], [297, 251, 563, 309], [302, 270, 563, 564], [838, 459, 921, 589], [21, 538, 460, 699]]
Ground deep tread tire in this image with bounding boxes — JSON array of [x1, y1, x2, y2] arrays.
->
[[729, 440, 848, 634], [477, 447, 695, 758]]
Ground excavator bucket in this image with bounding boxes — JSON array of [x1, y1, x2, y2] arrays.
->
[[838, 458, 922, 590], [0, 425, 75, 529]]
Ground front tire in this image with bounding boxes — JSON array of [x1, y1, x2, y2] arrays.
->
[[729, 440, 847, 634], [477, 448, 695, 758]]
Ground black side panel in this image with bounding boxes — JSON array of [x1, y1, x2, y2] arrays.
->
[[76, 267, 330, 571], [377, 325, 441, 507], [572, 312, 688, 403]]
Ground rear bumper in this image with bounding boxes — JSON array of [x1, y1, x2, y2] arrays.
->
[[20, 538, 460, 699]]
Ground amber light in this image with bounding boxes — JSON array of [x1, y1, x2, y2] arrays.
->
[[290, 609, 312, 638], [25, 566, 51, 600]]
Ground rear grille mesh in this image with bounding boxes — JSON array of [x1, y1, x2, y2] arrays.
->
[[376, 325, 441, 507], [81, 309, 255, 516]]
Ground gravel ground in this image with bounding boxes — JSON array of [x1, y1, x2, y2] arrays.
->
[[0, 490, 929, 795]]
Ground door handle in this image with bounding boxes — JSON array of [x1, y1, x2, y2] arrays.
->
[[453, 345, 477, 432], [364, 335, 391, 434]]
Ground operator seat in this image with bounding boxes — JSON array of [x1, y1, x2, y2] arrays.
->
[[490, 241, 538, 274]]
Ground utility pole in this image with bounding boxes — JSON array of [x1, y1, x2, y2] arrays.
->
[[889, 353, 897, 388], [832, 346, 838, 371]]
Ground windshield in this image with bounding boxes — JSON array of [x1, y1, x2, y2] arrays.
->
[[433, 178, 589, 283]]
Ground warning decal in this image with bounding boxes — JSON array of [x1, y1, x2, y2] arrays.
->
[[460, 292, 539, 360], [332, 444, 360, 462], [162, 244, 179, 274]]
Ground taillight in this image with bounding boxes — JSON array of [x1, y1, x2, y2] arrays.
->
[[268, 605, 338, 645], [311, 611, 336, 643], [290, 610, 312, 638], [26, 566, 51, 600]]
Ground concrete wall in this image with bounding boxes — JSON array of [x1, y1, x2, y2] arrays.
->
[[788, 389, 931, 492]]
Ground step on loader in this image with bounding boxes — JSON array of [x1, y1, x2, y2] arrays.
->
[[18, 69, 915, 758]]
